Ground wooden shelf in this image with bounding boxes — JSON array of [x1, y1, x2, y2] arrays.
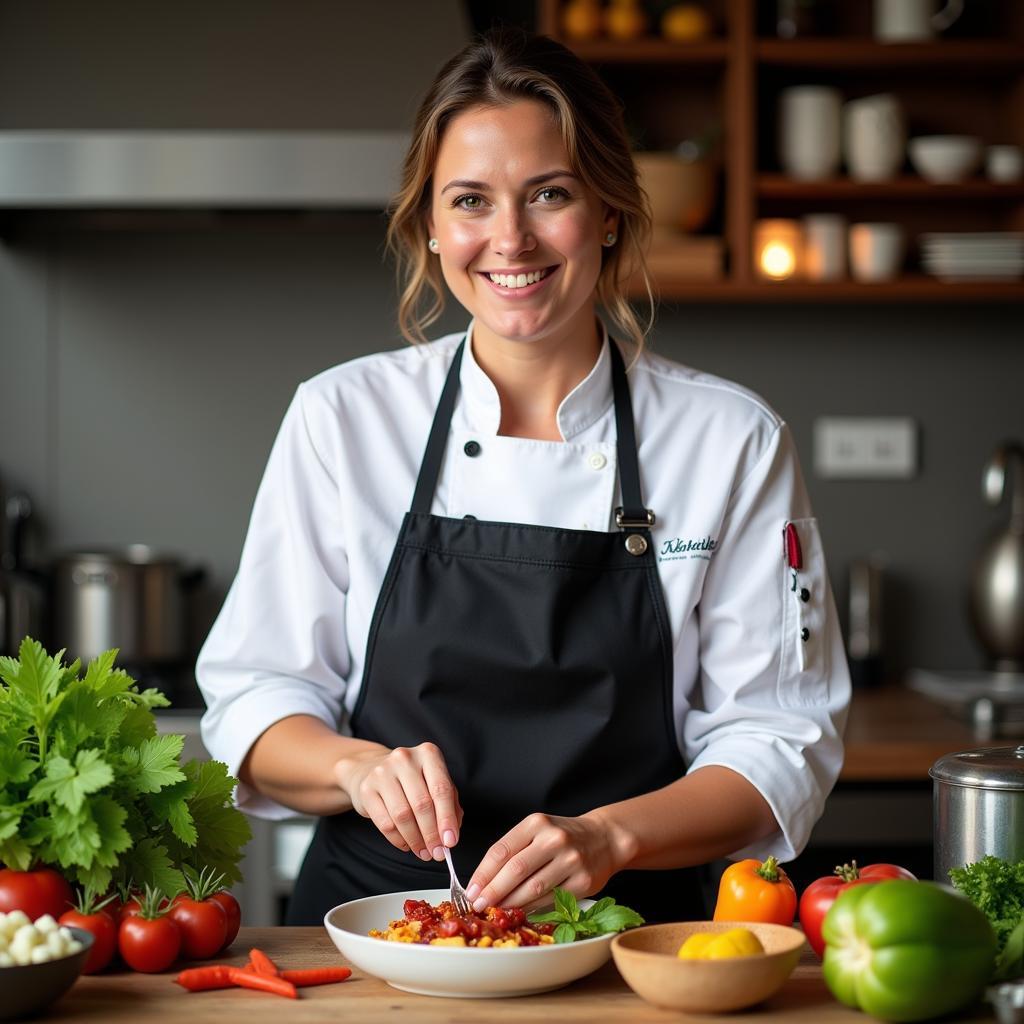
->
[[756, 38, 1024, 72], [757, 175, 1024, 201], [638, 276, 1024, 302], [558, 38, 729, 65]]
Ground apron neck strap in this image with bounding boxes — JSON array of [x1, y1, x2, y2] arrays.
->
[[411, 335, 653, 529]]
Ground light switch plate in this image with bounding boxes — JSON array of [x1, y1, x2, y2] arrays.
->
[[813, 417, 917, 479]]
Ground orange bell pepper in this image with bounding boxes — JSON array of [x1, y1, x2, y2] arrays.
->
[[713, 856, 797, 925]]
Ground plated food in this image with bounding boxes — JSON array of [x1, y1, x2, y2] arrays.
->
[[370, 898, 555, 947], [324, 888, 616, 997]]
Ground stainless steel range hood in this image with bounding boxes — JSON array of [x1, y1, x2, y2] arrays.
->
[[0, 131, 410, 208]]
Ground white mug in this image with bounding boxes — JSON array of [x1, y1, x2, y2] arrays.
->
[[849, 223, 905, 282], [844, 94, 905, 182], [873, 0, 964, 41], [802, 214, 847, 281], [779, 86, 842, 181], [986, 145, 1023, 183]]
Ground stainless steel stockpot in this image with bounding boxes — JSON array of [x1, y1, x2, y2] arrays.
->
[[931, 744, 1024, 883], [52, 545, 204, 665]]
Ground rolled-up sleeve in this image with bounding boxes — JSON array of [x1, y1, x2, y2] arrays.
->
[[684, 422, 850, 862], [197, 382, 351, 820]]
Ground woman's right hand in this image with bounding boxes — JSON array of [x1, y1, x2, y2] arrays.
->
[[334, 742, 463, 861]]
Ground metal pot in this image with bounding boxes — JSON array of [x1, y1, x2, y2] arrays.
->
[[52, 545, 205, 666], [930, 745, 1024, 884]]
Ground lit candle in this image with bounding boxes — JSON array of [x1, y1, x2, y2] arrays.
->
[[754, 219, 802, 281]]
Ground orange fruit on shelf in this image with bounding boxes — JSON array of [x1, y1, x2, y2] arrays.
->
[[661, 4, 713, 42], [604, 0, 648, 41], [561, 0, 603, 41]]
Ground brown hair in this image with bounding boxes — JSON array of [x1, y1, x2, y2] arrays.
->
[[385, 27, 654, 352]]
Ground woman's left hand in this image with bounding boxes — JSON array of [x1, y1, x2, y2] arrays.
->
[[465, 811, 636, 913]]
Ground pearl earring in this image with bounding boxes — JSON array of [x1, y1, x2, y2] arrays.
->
[[428, 238, 440, 253], [604, 232, 617, 246]]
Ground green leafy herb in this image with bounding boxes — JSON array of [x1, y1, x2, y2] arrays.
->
[[949, 855, 1024, 980], [528, 887, 644, 943], [0, 638, 251, 895]]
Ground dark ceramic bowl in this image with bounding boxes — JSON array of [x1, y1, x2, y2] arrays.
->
[[0, 926, 94, 1020]]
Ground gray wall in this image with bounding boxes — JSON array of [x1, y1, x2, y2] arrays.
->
[[1, 1, 1022, 683]]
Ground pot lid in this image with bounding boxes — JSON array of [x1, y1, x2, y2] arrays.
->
[[930, 745, 1024, 791], [57, 544, 179, 566]]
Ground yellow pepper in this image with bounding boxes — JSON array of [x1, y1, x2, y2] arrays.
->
[[678, 927, 765, 959]]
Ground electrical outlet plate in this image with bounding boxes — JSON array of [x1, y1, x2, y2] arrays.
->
[[813, 417, 918, 479]]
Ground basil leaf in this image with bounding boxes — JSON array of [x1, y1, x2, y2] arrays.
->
[[554, 887, 580, 922], [582, 897, 615, 920], [553, 922, 577, 944], [589, 904, 646, 934]]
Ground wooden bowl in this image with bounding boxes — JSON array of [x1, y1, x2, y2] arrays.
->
[[611, 921, 805, 1013]]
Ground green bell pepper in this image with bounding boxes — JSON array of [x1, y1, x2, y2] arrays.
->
[[822, 880, 996, 1023]]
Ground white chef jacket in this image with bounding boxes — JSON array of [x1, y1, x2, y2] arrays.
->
[[197, 321, 850, 863]]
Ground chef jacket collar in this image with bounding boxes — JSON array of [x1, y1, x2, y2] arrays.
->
[[460, 319, 615, 441]]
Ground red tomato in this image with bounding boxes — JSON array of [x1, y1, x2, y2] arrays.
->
[[0, 867, 74, 921], [209, 890, 241, 951], [799, 861, 917, 957], [118, 914, 181, 973], [120, 894, 170, 920], [168, 894, 227, 960], [59, 908, 118, 974]]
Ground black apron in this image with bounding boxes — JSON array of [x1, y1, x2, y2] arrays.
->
[[286, 337, 707, 925]]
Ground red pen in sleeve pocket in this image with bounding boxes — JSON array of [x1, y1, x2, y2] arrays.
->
[[784, 522, 802, 570]]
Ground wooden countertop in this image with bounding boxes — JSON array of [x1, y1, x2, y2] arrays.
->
[[46, 926, 995, 1023], [840, 684, 985, 782]]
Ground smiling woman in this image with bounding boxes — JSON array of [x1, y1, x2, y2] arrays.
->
[[195, 27, 850, 930]]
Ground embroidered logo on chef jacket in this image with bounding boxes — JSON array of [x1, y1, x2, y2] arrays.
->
[[778, 517, 831, 707], [658, 535, 719, 563]]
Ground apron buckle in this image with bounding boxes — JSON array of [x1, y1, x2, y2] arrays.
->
[[615, 507, 656, 529]]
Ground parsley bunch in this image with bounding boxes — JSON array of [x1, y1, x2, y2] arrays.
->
[[0, 638, 251, 896], [528, 887, 644, 943], [949, 855, 1024, 980]]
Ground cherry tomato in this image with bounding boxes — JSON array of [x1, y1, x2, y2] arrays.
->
[[168, 894, 227, 960], [209, 890, 241, 951], [118, 914, 181, 973], [0, 867, 74, 921], [799, 861, 916, 958], [59, 908, 117, 974]]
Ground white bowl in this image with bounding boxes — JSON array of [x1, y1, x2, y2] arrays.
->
[[908, 135, 982, 183], [323, 888, 613, 998]]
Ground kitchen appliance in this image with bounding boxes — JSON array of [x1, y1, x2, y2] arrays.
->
[[52, 546, 204, 684], [848, 557, 885, 687], [930, 744, 1024, 885], [0, 490, 48, 656], [970, 442, 1024, 671]]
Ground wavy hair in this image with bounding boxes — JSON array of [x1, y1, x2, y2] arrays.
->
[[385, 27, 654, 352]]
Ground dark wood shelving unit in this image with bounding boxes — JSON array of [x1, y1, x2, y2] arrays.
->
[[538, 0, 1024, 303], [757, 176, 1024, 201]]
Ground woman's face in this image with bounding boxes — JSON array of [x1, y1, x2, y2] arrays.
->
[[428, 99, 618, 351]]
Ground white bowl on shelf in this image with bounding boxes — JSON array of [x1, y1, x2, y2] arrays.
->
[[908, 135, 982, 183]]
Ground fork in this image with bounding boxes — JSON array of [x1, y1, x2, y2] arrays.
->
[[442, 845, 473, 916]]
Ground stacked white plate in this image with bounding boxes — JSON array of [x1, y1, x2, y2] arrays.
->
[[920, 232, 1024, 281]]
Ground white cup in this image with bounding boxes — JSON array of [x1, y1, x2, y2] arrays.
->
[[873, 0, 964, 41], [802, 214, 847, 281], [843, 94, 905, 182], [849, 223, 905, 282], [986, 145, 1024, 183], [779, 86, 842, 181]]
